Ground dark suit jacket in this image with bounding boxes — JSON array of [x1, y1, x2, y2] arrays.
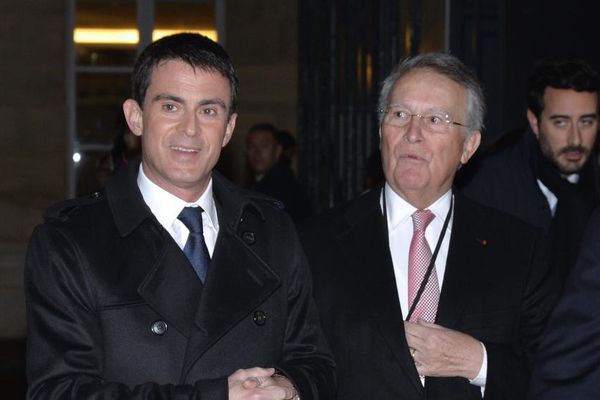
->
[[529, 208, 600, 399], [248, 160, 314, 222], [299, 189, 556, 400], [25, 160, 335, 399]]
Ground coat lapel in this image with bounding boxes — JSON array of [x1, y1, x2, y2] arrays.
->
[[181, 173, 281, 377], [137, 236, 203, 338], [107, 158, 203, 339], [340, 190, 423, 394], [107, 164, 281, 378], [436, 195, 488, 328], [181, 227, 280, 376]]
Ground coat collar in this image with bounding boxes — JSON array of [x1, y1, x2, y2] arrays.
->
[[105, 159, 266, 238], [105, 158, 154, 237]]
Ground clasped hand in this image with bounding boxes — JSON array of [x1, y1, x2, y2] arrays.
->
[[228, 367, 298, 400]]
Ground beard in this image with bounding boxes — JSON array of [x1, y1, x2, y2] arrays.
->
[[538, 132, 592, 175]]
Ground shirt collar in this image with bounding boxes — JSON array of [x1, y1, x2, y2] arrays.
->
[[384, 184, 453, 232], [137, 163, 219, 231], [566, 173, 579, 184]]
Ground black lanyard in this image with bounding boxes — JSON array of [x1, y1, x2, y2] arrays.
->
[[382, 189, 454, 322]]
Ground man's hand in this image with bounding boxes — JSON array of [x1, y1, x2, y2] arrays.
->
[[404, 320, 483, 380], [228, 367, 299, 400]]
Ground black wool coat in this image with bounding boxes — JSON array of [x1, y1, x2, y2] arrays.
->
[[25, 160, 335, 399]]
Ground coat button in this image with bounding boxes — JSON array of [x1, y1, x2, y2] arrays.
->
[[253, 310, 267, 326], [150, 320, 168, 335], [242, 231, 256, 245]]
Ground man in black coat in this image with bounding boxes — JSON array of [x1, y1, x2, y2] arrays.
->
[[529, 207, 600, 399], [245, 123, 313, 222], [25, 33, 335, 400], [458, 59, 600, 289], [300, 53, 556, 399]]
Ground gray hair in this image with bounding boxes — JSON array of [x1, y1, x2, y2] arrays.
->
[[377, 52, 486, 133]]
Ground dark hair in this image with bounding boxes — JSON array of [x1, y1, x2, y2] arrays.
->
[[377, 52, 485, 133], [527, 58, 599, 117], [131, 33, 239, 115], [276, 129, 296, 150], [248, 123, 278, 139]]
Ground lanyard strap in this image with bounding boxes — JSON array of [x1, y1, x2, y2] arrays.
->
[[381, 189, 454, 322]]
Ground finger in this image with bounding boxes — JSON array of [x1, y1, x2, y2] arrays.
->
[[243, 374, 278, 389], [405, 327, 427, 349], [255, 385, 289, 400], [417, 319, 443, 329], [230, 367, 275, 381], [404, 321, 418, 331], [249, 367, 276, 377], [415, 362, 428, 377], [408, 346, 417, 360], [404, 321, 428, 337], [282, 386, 297, 400], [404, 323, 419, 341], [242, 377, 261, 389], [405, 336, 424, 353]]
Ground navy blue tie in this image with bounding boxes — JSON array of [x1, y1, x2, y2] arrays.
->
[[178, 207, 211, 282]]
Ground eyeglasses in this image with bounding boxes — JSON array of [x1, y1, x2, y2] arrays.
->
[[379, 106, 470, 134]]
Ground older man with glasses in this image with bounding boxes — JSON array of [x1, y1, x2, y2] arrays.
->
[[299, 52, 556, 400]]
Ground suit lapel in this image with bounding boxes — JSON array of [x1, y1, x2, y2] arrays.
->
[[436, 195, 488, 328], [340, 190, 423, 394]]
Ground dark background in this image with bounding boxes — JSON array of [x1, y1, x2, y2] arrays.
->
[[299, 0, 600, 209]]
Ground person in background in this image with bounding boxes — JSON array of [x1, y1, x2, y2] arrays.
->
[[459, 59, 600, 290], [95, 114, 142, 189], [25, 33, 335, 400], [299, 52, 556, 400], [276, 129, 297, 167], [111, 113, 142, 171], [246, 123, 313, 221]]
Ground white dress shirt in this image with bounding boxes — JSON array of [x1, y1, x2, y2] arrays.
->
[[536, 173, 579, 217], [382, 184, 487, 388], [137, 164, 219, 256]]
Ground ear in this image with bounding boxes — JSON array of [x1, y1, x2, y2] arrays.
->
[[460, 130, 481, 165], [274, 143, 284, 160], [527, 109, 540, 137], [123, 99, 144, 137], [222, 113, 237, 147]]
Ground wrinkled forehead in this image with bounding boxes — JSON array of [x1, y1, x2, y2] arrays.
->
[[390, 69, 469, 117]]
